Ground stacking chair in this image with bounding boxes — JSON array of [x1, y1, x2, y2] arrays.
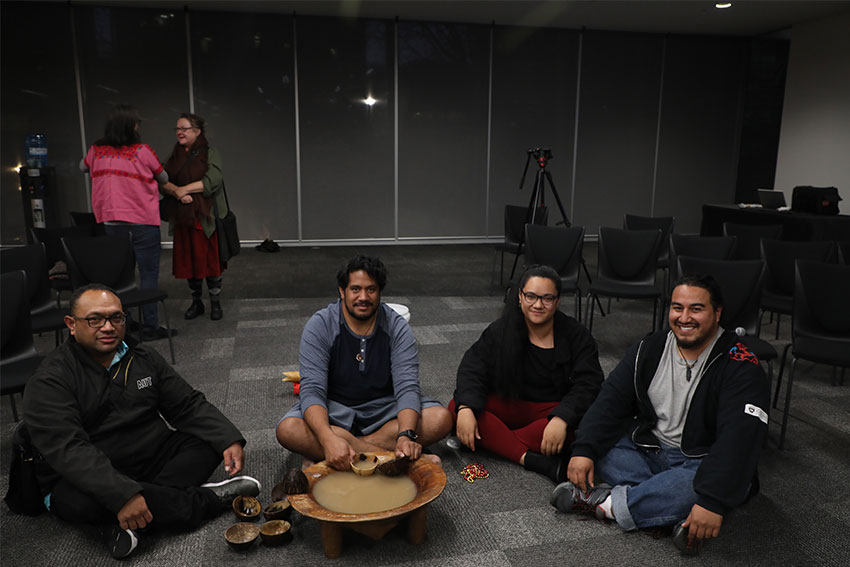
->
[[677, 257, 778, 394], [523, 224, 585, 320], [69, 211, 105, 235], [722, 222, 782, 260], [30, 224, 95, 302], [774, 260, 850, 450], [1, 271, 45, 421], [836, 241, 850, 264], [668, 234, 737, 285], [586, 227, 662, 333], [624, 214, 675, 271], [493, 204, 548, 286], [760, 240, 837, 339], [0, 244, 67, 345], [61, 234, 176, 363]]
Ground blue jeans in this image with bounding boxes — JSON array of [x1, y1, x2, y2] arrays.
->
[[595, 435, 701, 531], [104, 223, 161, 330]]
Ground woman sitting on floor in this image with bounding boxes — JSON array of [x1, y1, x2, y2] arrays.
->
[[450, 264, 604, 483]]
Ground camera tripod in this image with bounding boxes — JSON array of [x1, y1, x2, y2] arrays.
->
[[508, 148, 602, 315]]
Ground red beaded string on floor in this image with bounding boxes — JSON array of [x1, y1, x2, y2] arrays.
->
[[460, 463, 489, 483]]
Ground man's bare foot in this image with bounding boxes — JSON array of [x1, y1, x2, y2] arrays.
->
[[421, 454, 441, 465]]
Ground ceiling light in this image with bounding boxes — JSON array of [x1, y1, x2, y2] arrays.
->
[[364, 96, 377, 106], [715, 3, 732, 8]]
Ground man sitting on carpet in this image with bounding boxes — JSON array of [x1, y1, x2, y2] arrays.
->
[[276, 255, 453, 470], [550, 274, 769, 555], [22, 284, 260, 559]]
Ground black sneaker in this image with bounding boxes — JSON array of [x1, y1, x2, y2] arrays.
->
[[109, 527, 138, 559], [672, 523, 704, 556], [201, 476, 261, 508], [141, 326, 178, 341], [550, 481, 612, 515]]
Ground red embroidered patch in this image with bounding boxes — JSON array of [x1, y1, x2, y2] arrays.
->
[[729, 342, 759, 365]]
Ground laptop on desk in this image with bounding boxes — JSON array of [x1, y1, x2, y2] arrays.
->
[[758, 189, 787, 210]]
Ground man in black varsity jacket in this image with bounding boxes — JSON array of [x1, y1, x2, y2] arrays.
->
[[22, 284, 260, 559], [550, 274, 769, 555]]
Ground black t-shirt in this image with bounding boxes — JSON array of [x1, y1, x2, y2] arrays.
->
[[520, 341, 561, 402]]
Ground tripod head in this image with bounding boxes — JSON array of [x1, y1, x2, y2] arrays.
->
[[528, 147, 553, 168]]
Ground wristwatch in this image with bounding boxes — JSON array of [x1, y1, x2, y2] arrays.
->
[[397, 429, 418, 442]]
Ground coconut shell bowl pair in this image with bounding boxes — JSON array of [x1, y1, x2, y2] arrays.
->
[[286, 451, 447, 558]]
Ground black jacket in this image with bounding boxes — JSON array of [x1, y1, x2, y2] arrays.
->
[[22, 338, 244, 514], [571, 329, 770, 516], [453, 311, 603, 428]]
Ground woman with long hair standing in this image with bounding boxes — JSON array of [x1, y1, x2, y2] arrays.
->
[[161, 113, 227, 321], [82, 104, 173, 341]]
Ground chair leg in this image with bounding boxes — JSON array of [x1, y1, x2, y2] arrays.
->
[[586, 293, 595, 333], [775, 313, 781, 340], [779, 357, 798, 450], [773, 343, 792, 409], [9, 394, 20, 422], [137, 306, 144, 342], [574, 289, 581, 322], [160, 300, 176, 365], [651, 298, 658, 332], [499, 251, 505, 287]]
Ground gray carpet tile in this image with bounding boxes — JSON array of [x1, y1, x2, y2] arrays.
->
[[2, 244, 849, 566]]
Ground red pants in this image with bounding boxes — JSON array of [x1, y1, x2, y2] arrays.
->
[[449, 396, 562, 463]]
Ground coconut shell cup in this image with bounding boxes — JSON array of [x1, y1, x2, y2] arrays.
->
[[263, 499, 293, 521], [351, 453, 379, 476], [260, 520, 293, 546], [232, 495, 262, 521], [225, 522, 260, 550]]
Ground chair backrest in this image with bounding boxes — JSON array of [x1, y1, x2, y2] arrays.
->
[[1, 271, 38, 365], [722, 222, 782, 260], [61, 234, 138, 293], [504, 205, 548, 245], [794, 260, 850, 337], [624, 214, 675, 264], [761, 239, 837, 296], [597, 227, 661, 286], [30, 225, 95, 267], [0, 243, 54, 315], [669, 234, 737, 285], [524, 225, 585, 288], [834, 241, 849, 265], [677, 256, 765, 336]]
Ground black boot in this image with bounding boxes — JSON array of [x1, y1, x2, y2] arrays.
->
[[524, 451, 567, 484], [184, 299, 205, 320], [210, 298, 223, 321]]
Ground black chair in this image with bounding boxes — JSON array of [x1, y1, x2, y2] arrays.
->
[[1, 271, 45, 421], [493, 204, 548, 286], [586, 227, 662, 334], [624, 214, 675, 269], [69, 211, 105, 235], [722, 222, 782, 260], [523, 224, 585, 320], [30, 225, 96, 302], [677, 257, 778, 415], [0, 243, 67, 345], [836, 241, 850, 264], [61, 234, 175, 363], [668, 234, 737, 286], [760, 239, 836, 339], [774, 260, 850, 450]]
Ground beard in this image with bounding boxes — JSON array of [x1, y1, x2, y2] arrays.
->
[[346, 300, 377, 321]]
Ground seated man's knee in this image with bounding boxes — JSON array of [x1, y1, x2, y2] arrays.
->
[[275, 417, 303, 448], [422, 406, 453, 442]]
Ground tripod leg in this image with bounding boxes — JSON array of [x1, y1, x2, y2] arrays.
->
[[508, 170, 544, 283]]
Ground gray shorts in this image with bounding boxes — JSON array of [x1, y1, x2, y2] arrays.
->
[[281, 395, 444, 436]]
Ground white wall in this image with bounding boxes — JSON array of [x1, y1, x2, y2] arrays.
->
[[774, 11, 850, 213]]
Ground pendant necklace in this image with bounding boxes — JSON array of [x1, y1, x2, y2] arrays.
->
[[676, 345, 697, 382]]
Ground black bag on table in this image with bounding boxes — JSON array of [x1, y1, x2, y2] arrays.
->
[[792, 186, 842, 215], [213, 182, 241, 264], [4, 422, 46, 516]]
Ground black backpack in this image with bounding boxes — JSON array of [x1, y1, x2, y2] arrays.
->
[[4, 422, 46, 516], [791, 186, 842, 215]]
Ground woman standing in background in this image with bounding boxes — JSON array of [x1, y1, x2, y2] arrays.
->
[[82, 104, 174, 341], [161, 113, 227, 321]]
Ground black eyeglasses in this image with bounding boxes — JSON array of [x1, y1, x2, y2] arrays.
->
[[175, 126, 196, 132], [73, 313, 127, 328], [520, 291, 559, 307]]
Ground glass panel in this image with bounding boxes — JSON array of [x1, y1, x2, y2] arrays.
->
[[298, 15, 394, 240], [573, 31, 664, 235], [490, 26, 580, 235], [655, 36, 747, 233], [1, 2, 86, 243], [398, 21, 490, 238], [76, 6, 189, 164], [191, 11, 297, 241]]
